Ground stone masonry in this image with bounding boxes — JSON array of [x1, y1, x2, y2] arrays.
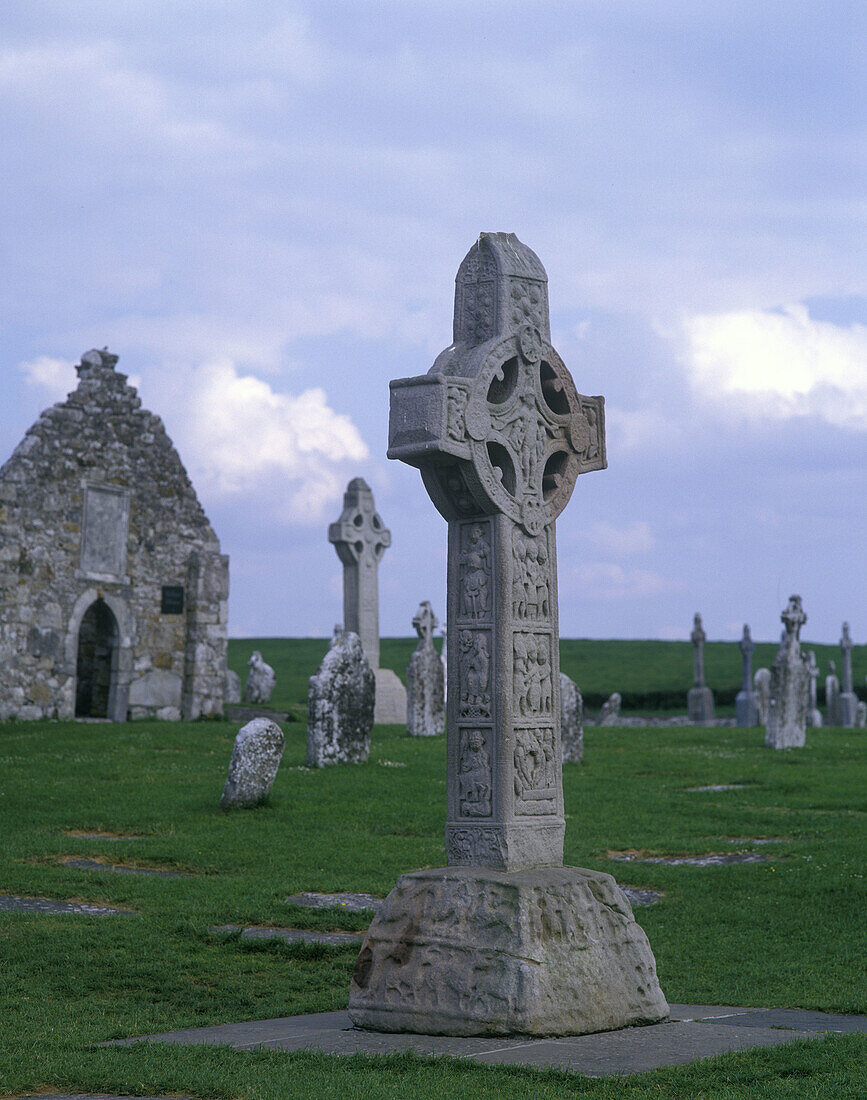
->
[[0, 349, 228, 721]]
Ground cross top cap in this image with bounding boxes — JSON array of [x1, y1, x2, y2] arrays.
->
[[840, 622, 853, 647], [781, 594, 806, 636], [328, 477, 391, 565], [412, 600, 438, 643], [454, 232, 550, 348]]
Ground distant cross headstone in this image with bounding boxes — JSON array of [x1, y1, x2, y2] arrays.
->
[[349, 232, 667, 1037], [328, 479, 391, 670], [406, 600, 445, 737], [806, 650, 822, 727], [735, 624, 758, 727], [766, 595, 809, 749], [687, 613, 715, 723], [838, 622, 857, 728], [826, 660, 841, 726]]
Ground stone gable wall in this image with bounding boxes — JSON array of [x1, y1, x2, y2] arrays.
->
[[0, 352, 228, 721]]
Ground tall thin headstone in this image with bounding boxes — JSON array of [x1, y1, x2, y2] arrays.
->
[[687, 613, 714, 723], [806, 650, 822, 728], [328, 479, 406, 723], [826, 661, 841, 726], [838, 622, 857, 728], [735, 624, 758, 727], [766, 595, 809, 749], [349, 232, 667, 1036], [406, 601, 445, 737], [754, 667, 771, 724]]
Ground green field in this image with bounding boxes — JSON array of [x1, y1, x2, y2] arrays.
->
[[1, 701, 864, 1097], [228, 636, 867, 718]]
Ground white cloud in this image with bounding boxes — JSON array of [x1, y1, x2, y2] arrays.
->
[[174, 360, 368, 522], [18, 356, 76, 399], [678, 305, 867, 426], [584, 520, 655, 556], [565, 562, 681, 600]]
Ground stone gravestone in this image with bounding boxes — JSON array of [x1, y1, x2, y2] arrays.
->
[[220, 717, 284, 809], [806, 650, 822, 728], [735, 624, 758, 727], [754, 667, 771, 724], [307, 627, 375, 767], [224, 668, 242, 705], [350, 232, 667, 1036], [856, 700, 867, 728], [406, 601, 445, 737], [825, 661, 841, 726], [765, 595, 809, 749], [244, 651, 275, 705], [687, 613, 714, 723], [838, 622, 857, 728], [597, 691, 622, 726], [560, 672, 583, 763], [329, 478, 407, 725]]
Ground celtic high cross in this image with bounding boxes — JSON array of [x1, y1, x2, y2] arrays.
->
[[328, 478, 391, 671], [388, 232, 606, 870]]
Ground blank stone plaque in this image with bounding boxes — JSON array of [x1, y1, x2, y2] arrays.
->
[[80, 485, 129, 578]]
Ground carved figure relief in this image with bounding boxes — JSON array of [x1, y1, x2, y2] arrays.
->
[[513, 728, 557, 814], [446, 385, 469, 441], [459, 522, 491, 619], [459, 629, 491, 719], [513, 633, 553, 718], [512, 529, 550, 620], [458, 728, 492, 817], [446, 826, 504, 866]]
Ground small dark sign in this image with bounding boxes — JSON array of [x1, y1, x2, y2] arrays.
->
[[161, 585, 184, 614]]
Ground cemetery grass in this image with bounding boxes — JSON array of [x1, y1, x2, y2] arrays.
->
[[1, 720, 864, 1098]]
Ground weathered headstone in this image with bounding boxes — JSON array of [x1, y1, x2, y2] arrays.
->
[[856, 700, 867, 728], [687, 613, 714, 723], [754, 667, 771, 724], [597, 691, 622, 726], [735, 623, 758, 727], [328, 478, 406, 724], [560, 672, 583, 763], [224, 668, 242, 704], [406, 601, 445, 737], [307, 627, 375, 766], [838, 622, 857, 728], [826, 660, 841, 726], [220, 717, 284, 809], [350, 232, 667, 1036], [766, 595, 809, 749], [243, 650, 275, 705], [806, 650, 822, 727]]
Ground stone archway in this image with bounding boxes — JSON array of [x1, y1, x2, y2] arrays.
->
[[75, 598, 118, 718], [65, 588, 133, 721]]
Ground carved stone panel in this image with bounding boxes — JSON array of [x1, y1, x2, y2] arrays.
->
[[458, 520, 492, 622], [446, 826, 504, 867], [513, 727, 557, 815], [80, 484, 129, 578], [458, 629, 491, 720], [458, 727, 492, 817], [513, 632, 553, 719], [512, 528, 550, 621]]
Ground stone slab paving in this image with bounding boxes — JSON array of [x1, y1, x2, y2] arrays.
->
[[210, 924, 363, 946], [0, 895, 136, 916], [61, 857, 194, 878], [609, 852, 768, 866], [109, 1004, 866, 1076]]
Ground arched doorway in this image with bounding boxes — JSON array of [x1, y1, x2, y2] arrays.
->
[[75, 598, 118, 718]]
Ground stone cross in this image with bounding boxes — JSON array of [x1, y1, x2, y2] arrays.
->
[[738, 623, 754, 692], [838, 621, 857, 727], [387, 232, 606, 871], [766, 595, 808, 749], [735, 623, 757, 727], [412, 600, 437, 644], [328, 478, 391, 671], [691, 613, 707, 686], [806, 650, 822, 727]]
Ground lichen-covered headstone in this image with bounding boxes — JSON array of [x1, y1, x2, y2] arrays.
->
[[735, 624, 758, 727], [224, 668, 242, 704], [826, 661, 841, 726], [806, 650, 822, 727], [350, 232, 667, 1037], [687, 613, 715, 723], [307, 628, 375, 766], [220, 718, 284, 809], [766, 595, 809, 749], [560, 672, 583, 763], [406, 601, 445, 737], [244, 651, 276, 704], [597, 691, 622, 726], [754, 667, 771, 724]]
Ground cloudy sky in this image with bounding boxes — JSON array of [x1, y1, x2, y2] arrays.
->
[[2, 2, 864, 642]]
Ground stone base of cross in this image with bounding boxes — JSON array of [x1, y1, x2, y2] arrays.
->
[[348, 233, 668, 1036]]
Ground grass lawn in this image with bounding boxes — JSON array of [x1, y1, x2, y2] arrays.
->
[[0, 702, 864, 1096]]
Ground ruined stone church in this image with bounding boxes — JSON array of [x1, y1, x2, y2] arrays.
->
[[0, 348, 229, 721]]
